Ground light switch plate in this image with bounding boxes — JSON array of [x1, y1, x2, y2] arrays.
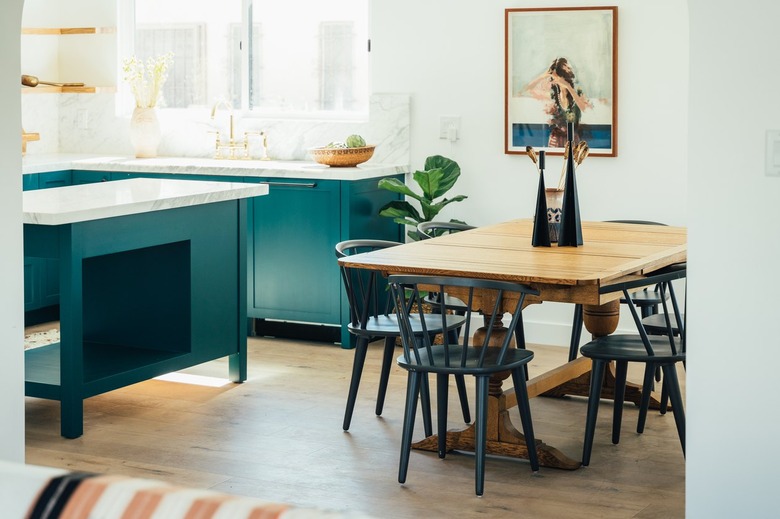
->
[[439, 116, 460, 140], [765, 130, 780, 177]]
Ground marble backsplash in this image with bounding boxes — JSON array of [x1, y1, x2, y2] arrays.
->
[[22, 93, 410, 165]]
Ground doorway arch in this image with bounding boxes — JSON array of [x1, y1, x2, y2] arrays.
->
[[0, 0, 25, 462]]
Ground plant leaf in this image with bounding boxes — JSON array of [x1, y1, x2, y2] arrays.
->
[[427, 195, 469, 216], [377, 177, 424, 203], [423, 155, 461, 198], [412, 167, 447, 202], [378, 200, 423, 224]]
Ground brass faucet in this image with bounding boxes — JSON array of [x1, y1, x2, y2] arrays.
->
[[208, 99, 269, 160], [209, 99, 251, 159]]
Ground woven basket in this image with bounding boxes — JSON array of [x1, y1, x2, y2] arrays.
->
[[309, 145, 375, 167]]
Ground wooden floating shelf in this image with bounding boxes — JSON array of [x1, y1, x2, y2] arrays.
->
[[22, 27, 116, 35], [22, 85, 116, 94]]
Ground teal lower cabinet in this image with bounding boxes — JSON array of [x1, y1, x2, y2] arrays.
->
[[23, 171, 73, 321], [246, 179, 341, 336], [23, 169, 403, 347], [24, 199, 248, 438], [243, 176, 402, 347]]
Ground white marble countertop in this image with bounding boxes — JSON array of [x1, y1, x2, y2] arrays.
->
[[23, 178, 269, 225], [22, 153, 408, 181]]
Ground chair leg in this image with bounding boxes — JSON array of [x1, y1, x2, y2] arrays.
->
[[582, 359, 607, 466], [659, 380, 670, 415], [513, 323, 529, 381], [511, 368, 539, 472], [637, 363, 656, 434], [568, 304, 584, 362], [399, 371, 421, 484], [454, 375, 471, 423], [375, 337, 396, 416], [447, 328, 471, 423], [419, 375, 433, 438], [612, 360, 628, 445], [436, 373, 449, 458], [662, 364, 686, 456], [343, 337, 369, 431], [474, 376, 489, 496]]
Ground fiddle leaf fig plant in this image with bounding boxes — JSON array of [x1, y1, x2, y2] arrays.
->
[[377, 155, 468, 240]]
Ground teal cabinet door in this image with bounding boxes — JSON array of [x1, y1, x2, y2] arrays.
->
[[244, 175, 402, 345], [72, 170, 110, 185], [24, 171, 72, 316], [246, 179, 342, 325], [37, 171, 72, 190], [23, 177, 39, 313], [23, 257, 42, 311]]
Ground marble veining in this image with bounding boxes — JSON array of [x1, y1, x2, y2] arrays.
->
[[23, 178, 269, 226], [31, 93, 410, 165]]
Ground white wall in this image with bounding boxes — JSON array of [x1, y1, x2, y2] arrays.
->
[[370, 0, 689, 345], [0, 0, 26, 463], [21, 0, 116, 86], [7, 0, 776, 512], [687, 1, 779, 515]]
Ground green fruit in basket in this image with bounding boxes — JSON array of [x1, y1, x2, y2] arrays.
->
[[345, 134, 366, 148]]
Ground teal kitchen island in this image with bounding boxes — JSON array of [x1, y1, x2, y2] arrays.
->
[[23, 178, 268, 438]]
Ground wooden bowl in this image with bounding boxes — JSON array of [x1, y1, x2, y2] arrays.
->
[[309, 145, 375, 167]]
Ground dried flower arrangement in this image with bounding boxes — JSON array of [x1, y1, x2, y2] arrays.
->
[[122, 52, 174, 108]]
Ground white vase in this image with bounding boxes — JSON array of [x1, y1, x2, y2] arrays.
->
[[129, 107, 161, 158]]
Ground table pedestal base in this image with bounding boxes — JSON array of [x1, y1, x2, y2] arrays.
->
[[412, 391, 581, 470], [410, 299, 663, 470], [540, 362, 665, 409]]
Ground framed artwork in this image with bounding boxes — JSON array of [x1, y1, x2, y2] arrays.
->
[[504, 6, 618, 156]]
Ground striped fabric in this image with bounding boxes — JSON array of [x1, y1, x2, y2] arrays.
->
[[27, 472, 97, 519], [25, 473, 295, 519]]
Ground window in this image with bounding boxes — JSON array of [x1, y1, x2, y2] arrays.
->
[[127, 0, 368, 116]]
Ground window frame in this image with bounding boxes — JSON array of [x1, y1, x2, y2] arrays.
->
[[118, 0, 369, 121]]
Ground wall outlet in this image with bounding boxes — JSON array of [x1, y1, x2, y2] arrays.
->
[[439, 116, 460, 141]]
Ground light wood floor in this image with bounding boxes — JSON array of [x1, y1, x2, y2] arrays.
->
[[24, 330, 685, 518]]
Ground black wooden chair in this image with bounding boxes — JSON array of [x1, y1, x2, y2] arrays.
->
[[567, 221, 671, 362], [639, 262, 686, 418], [418, 221, 534, 384], [336, 240, 468, 433], [389, 274, 539, 496], [417, 221, 475, 240], [580, 265, 687, 466], [417, 221, 483, 395]]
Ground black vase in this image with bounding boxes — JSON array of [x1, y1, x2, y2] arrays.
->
[[557, 122, 583, 247], [531, 153, 551, 247]]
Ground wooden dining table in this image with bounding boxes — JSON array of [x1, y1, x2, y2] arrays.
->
[[338, 219, 687, 470]]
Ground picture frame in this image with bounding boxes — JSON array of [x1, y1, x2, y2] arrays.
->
[[504, 6, 618, 157]]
